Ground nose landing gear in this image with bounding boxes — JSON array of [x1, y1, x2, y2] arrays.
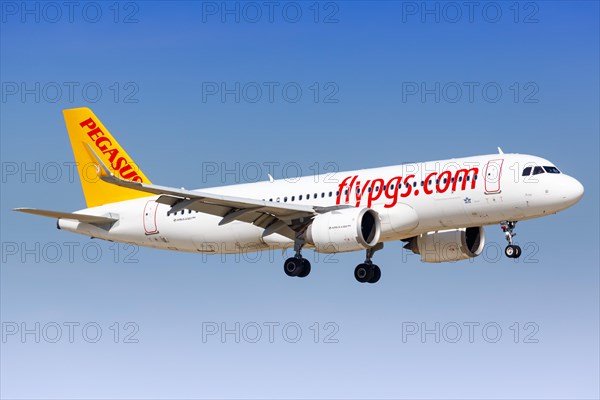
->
[[501, 221, 522, 258]]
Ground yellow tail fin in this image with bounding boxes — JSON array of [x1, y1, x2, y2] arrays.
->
[[64, 107, 152, 208]]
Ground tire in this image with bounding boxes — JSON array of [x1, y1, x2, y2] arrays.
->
[[368, 265, 381, 284], [284, 257, 302, 277], [298, 259, 311, 278], [505, 245, 516, 258], [354, 263, 373, 283], [513, 245, 522, 258]]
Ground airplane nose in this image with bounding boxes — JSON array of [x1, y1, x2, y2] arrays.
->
[[565, 176, 584, 205]]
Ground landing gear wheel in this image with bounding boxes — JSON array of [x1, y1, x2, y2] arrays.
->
[[505, 245, 522, 259], [368, 265, 381, 284], [501, 221, 523, 259], [298, 259, 311, 278], [354, 263, 374, 283], [284, 257, 303, 277], [514, 246, 522, 258]]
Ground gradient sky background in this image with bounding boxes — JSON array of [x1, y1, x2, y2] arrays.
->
[[1, 1, 599, 399]]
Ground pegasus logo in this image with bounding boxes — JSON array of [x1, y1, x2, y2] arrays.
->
[[79, 118, 143, 183]]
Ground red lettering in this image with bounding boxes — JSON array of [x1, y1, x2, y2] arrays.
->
[[119, 164, 139, 180], [79, 118, 96, 130], [112, 156, 127, 171], [355, 180, 371, 207], [384, 176, 402, 208], [452, 168, 478, 191], [423, 172, 437, 195], [87, 127, 104, 141], [103, 148, 119, 164], [95, 137, 112, 152], [367, 178, 384, 207], [436, 171, 452, 193], [400, 175, 415, 198], [336, 176, 353, 205]]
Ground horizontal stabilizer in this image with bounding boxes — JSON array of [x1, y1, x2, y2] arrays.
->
[[14, 208, 117, 224]]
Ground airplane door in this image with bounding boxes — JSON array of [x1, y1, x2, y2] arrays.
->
[[143, 200, 159, 235], [484, 159, 503, 194]]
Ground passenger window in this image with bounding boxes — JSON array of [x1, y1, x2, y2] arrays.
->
[[314, 193, 317, 199], [291, 196, 295, 201], [284, 197, 288, 202], [329, 191, 332, 197], [321, 192, 325, 198], [544, 166, 560, 174], [533, 166, 545, 175], [522, 167, 532, 176], [299, 195, 303, 200]]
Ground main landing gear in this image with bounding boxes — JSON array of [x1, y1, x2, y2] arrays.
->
[[501, 221, 522, 258], [354, 243, 383, 284], [283, 239, 311, 278]]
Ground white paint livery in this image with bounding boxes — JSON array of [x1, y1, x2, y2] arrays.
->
[[16, 109, 585, 284]]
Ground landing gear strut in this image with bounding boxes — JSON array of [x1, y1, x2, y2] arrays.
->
[[354, 243, 383, 284], [501, 221, 522, 258], [284, 237, 311, 278]]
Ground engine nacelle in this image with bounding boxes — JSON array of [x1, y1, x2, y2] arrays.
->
[[306, 208, 381, 253], [404, 227, 485, 262]]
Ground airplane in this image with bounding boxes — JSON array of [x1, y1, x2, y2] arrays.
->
[[15, 108, 584, 283]]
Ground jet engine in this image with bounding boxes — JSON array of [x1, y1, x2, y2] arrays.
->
[[306, 208, 381, 253], [404, 227, 485, 262]]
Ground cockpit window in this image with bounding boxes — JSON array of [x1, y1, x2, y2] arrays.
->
[[544, 166, 561, 174], [522, 167, 532, 176], [532, 166, 545, 175]]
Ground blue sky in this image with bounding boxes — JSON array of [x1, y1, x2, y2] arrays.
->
[[1, 1, 599, 399]]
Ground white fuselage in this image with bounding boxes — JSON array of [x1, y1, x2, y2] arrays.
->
[[58, 153, 584, 254]]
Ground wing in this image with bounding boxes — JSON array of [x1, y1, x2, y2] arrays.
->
[[90, 144, 348, 240], [100, 174, 346, 240]]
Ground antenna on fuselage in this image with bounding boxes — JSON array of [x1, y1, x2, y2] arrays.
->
[[497, 147, 504, 154]]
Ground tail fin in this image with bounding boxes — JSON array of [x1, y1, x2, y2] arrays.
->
[[63, 107, 152, 208]]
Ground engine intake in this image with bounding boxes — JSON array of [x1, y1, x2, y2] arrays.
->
[[404, 226, 485, 262], [306, 208, 381, 253]]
